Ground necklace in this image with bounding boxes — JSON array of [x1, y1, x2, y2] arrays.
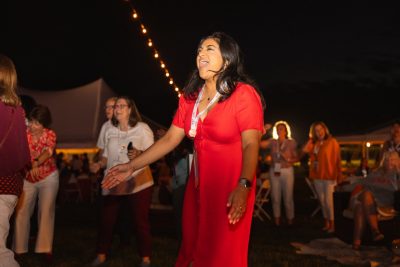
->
[[189, 86, 221, 137]]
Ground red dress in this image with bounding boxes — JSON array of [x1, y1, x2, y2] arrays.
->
[[173, 83, 264, 267]]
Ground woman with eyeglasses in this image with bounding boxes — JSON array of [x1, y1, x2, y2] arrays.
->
[[13, 105, 58, 263], [96, 97, 118, 156], [90, 96, 154, 267]]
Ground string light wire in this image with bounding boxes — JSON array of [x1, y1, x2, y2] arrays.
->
[[123, 0, 181, 97]]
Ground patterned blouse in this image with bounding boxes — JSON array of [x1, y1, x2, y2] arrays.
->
[[26, 128, 57, 183]]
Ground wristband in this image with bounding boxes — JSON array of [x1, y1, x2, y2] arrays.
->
[[238, 178, 252, 189]]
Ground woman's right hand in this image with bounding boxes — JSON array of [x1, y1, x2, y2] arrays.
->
[[127, 148, 141, 160], [30, 167, 41, 182], [302, 138, 313, 153], [101, 162, 134, 189]]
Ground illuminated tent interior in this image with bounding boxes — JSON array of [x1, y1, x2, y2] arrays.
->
[[19, 79, 115, 155]]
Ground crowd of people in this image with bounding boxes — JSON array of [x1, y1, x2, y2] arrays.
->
[[1, 29, 399, 267]]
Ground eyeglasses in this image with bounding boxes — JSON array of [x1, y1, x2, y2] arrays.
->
[[104, 105, 114, 110], [114, 104, 128, 110]]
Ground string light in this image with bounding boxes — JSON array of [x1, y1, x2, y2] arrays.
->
[[123, 1, 181, 96]]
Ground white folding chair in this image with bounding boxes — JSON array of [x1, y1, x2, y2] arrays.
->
[[253, 177, 272, 221], [305, 177, 322, 217]]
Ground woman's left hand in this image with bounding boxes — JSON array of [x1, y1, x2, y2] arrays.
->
[[227, 185, 250, 224], [30, 167, 41, 182]]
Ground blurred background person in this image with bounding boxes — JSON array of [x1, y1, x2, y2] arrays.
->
[[302, 121, 342, 233], [354, 157, 370, 178], [170, 138, 192, 242], [0, 54, 30, 267], [379, 121, 400, 162], [260, 121, 298, 226], [13, 105, 59, 263], [96, 97, 118, 160], [90, 96, 154, 267], [346, 151, 400, 249]]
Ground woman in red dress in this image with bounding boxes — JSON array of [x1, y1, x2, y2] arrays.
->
[[102, 32, 265, 267]]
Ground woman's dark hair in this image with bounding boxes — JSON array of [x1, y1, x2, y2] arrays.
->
[[183, 32, 265, 108], [111, 96, 142, 128], [29, 105, 52, 128]]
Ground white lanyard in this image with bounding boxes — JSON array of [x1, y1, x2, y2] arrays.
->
[[189, 86, 221, 138], [313, 141, 323, 156]]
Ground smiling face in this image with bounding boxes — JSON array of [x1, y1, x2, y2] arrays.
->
[[28, 119, 44, 135], [113, 98, 131, 123], [277, 124, 287, 139], [196, 38, 225, 81], [314, 124, 326, 141]]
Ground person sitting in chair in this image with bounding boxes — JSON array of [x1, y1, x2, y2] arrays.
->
[[347, 151, 400, 250]]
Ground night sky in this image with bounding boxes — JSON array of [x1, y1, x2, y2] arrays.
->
[[2, 0, 399, 142]]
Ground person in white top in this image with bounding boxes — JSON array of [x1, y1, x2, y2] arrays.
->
[[96, 97, 117, 153], [260, 121, 298, 226], [90, 96, 154, 267]]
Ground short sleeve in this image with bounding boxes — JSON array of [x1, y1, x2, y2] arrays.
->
[[138, 123, 155, 151], [102, 129, 110, 159], [235, 84, 264, 133], [172, 95, 187, 129], [46, 130, 57, 150], [97, 122, 107, 149]]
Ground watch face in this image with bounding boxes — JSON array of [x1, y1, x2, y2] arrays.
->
[[239, 178, 251, 188]]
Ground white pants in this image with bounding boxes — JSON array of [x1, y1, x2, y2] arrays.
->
[[269, 167, 295, 219], [313, 179, 336, 221], [13, 171, 59, 253], [0, 195, 19, 267]]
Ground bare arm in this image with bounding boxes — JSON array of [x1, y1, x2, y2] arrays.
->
[[239, 129, 262, 182], [227, 129, 261, 224]]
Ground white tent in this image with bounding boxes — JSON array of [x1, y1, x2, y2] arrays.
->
[[336, 125, 391, 145], [18, 78, 115, 149]]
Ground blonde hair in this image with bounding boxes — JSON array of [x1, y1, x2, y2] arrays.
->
[[272, 120, 292, 139], [0, 54, 20, 106]]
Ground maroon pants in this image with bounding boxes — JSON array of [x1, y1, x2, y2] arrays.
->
[[96, 186, 153, 257]]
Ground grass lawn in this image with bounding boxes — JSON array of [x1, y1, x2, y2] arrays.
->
[[14, 168, 353, 266]]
